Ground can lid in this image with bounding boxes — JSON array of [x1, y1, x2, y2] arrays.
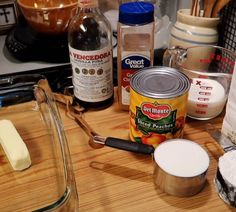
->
[[119, 2, 154, 25], [130, 67, 190, 99]]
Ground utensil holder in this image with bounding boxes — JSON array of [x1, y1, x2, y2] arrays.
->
[[170, 9, 220, 48]]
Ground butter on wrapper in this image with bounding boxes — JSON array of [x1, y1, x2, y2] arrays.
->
[[0, 120, 31, 171]]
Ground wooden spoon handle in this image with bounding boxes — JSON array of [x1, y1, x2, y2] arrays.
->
[[196, 0, 201, 16], [212, 0, 231, 17], [203, 0, 217, 17], [191, 0, 196, 15], [192, 0, 199, 16]]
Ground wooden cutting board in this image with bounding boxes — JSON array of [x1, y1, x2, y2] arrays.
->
[[0, 90, 231, 211], [58, 91, 232, 212]]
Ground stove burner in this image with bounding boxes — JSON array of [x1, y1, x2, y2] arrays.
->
[[5, 21, 70, 63]]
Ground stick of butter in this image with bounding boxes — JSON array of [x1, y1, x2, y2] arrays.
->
[[0, 120, 31, 171]]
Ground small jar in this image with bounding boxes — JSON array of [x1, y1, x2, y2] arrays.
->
[[170, 9, 220, 48], [117, 1, 154, 111]]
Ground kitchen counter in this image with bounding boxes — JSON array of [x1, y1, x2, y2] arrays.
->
[[0, 88, 232, 211], [57, 92, 233, 212]]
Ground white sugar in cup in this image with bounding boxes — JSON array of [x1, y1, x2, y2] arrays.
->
[[153, 139, 210, 197], [187, 78, 227, 120], [163, 45, 235, 120]]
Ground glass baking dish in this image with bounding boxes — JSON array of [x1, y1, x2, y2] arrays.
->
[[0, 78, 78, 211]]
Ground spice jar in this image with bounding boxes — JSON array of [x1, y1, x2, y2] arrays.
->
[[170, 9, 220, 48], [117, 1, 155, 111]]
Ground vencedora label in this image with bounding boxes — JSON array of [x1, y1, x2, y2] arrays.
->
[[121, 53, 151, 105], [69, 45, 113, 102]]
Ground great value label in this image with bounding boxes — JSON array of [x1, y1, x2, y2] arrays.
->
[[120, 52, 151, 105]]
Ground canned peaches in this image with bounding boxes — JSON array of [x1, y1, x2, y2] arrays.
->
[[129, 67, 190, 147]]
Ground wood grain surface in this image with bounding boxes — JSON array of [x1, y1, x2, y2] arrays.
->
[[58, 92, 234, 212], [0, 102, 63, 211], [0, 91, 234, 211]]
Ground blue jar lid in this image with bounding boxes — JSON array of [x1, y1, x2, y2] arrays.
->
[[119, 2, 154, 25]]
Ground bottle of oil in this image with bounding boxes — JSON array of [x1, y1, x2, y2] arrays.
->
[[68, 0, 113, 109], [117, 1, 155, 111]]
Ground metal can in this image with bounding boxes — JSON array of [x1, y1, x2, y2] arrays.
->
[[129, 66, 190, 147]]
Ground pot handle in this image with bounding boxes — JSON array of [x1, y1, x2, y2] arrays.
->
[[94, 135, 155, 155], [162, 46, 186, 68]]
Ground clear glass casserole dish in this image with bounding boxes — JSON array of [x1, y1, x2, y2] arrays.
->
[[0, 78, 78, 211]]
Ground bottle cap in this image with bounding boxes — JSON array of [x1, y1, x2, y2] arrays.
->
[[119, 2, 154, 25]]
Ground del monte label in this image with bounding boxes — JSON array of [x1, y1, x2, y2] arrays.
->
[[141, 102, 171, 120]]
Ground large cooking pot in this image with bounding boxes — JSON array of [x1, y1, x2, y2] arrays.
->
[[17, 0, 78, 34]]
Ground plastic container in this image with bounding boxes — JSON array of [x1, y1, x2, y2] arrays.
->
[[0, 79, 78, 211], [117, 1, 154, 110]]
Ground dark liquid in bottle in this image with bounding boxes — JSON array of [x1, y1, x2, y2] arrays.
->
[[69, 16, 114, 109]]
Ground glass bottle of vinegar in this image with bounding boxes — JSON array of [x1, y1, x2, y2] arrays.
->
[[68, 0, 114, 109], [117, 2, 154, 110]]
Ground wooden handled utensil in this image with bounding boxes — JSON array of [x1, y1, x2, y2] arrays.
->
[[203, 0, 217, 17], [191, 0, 203, 16], [52, 92, 155, 154], [191, 0, 195, 15], [212, 0, 231, 17], [192, 0, 199, 16]]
